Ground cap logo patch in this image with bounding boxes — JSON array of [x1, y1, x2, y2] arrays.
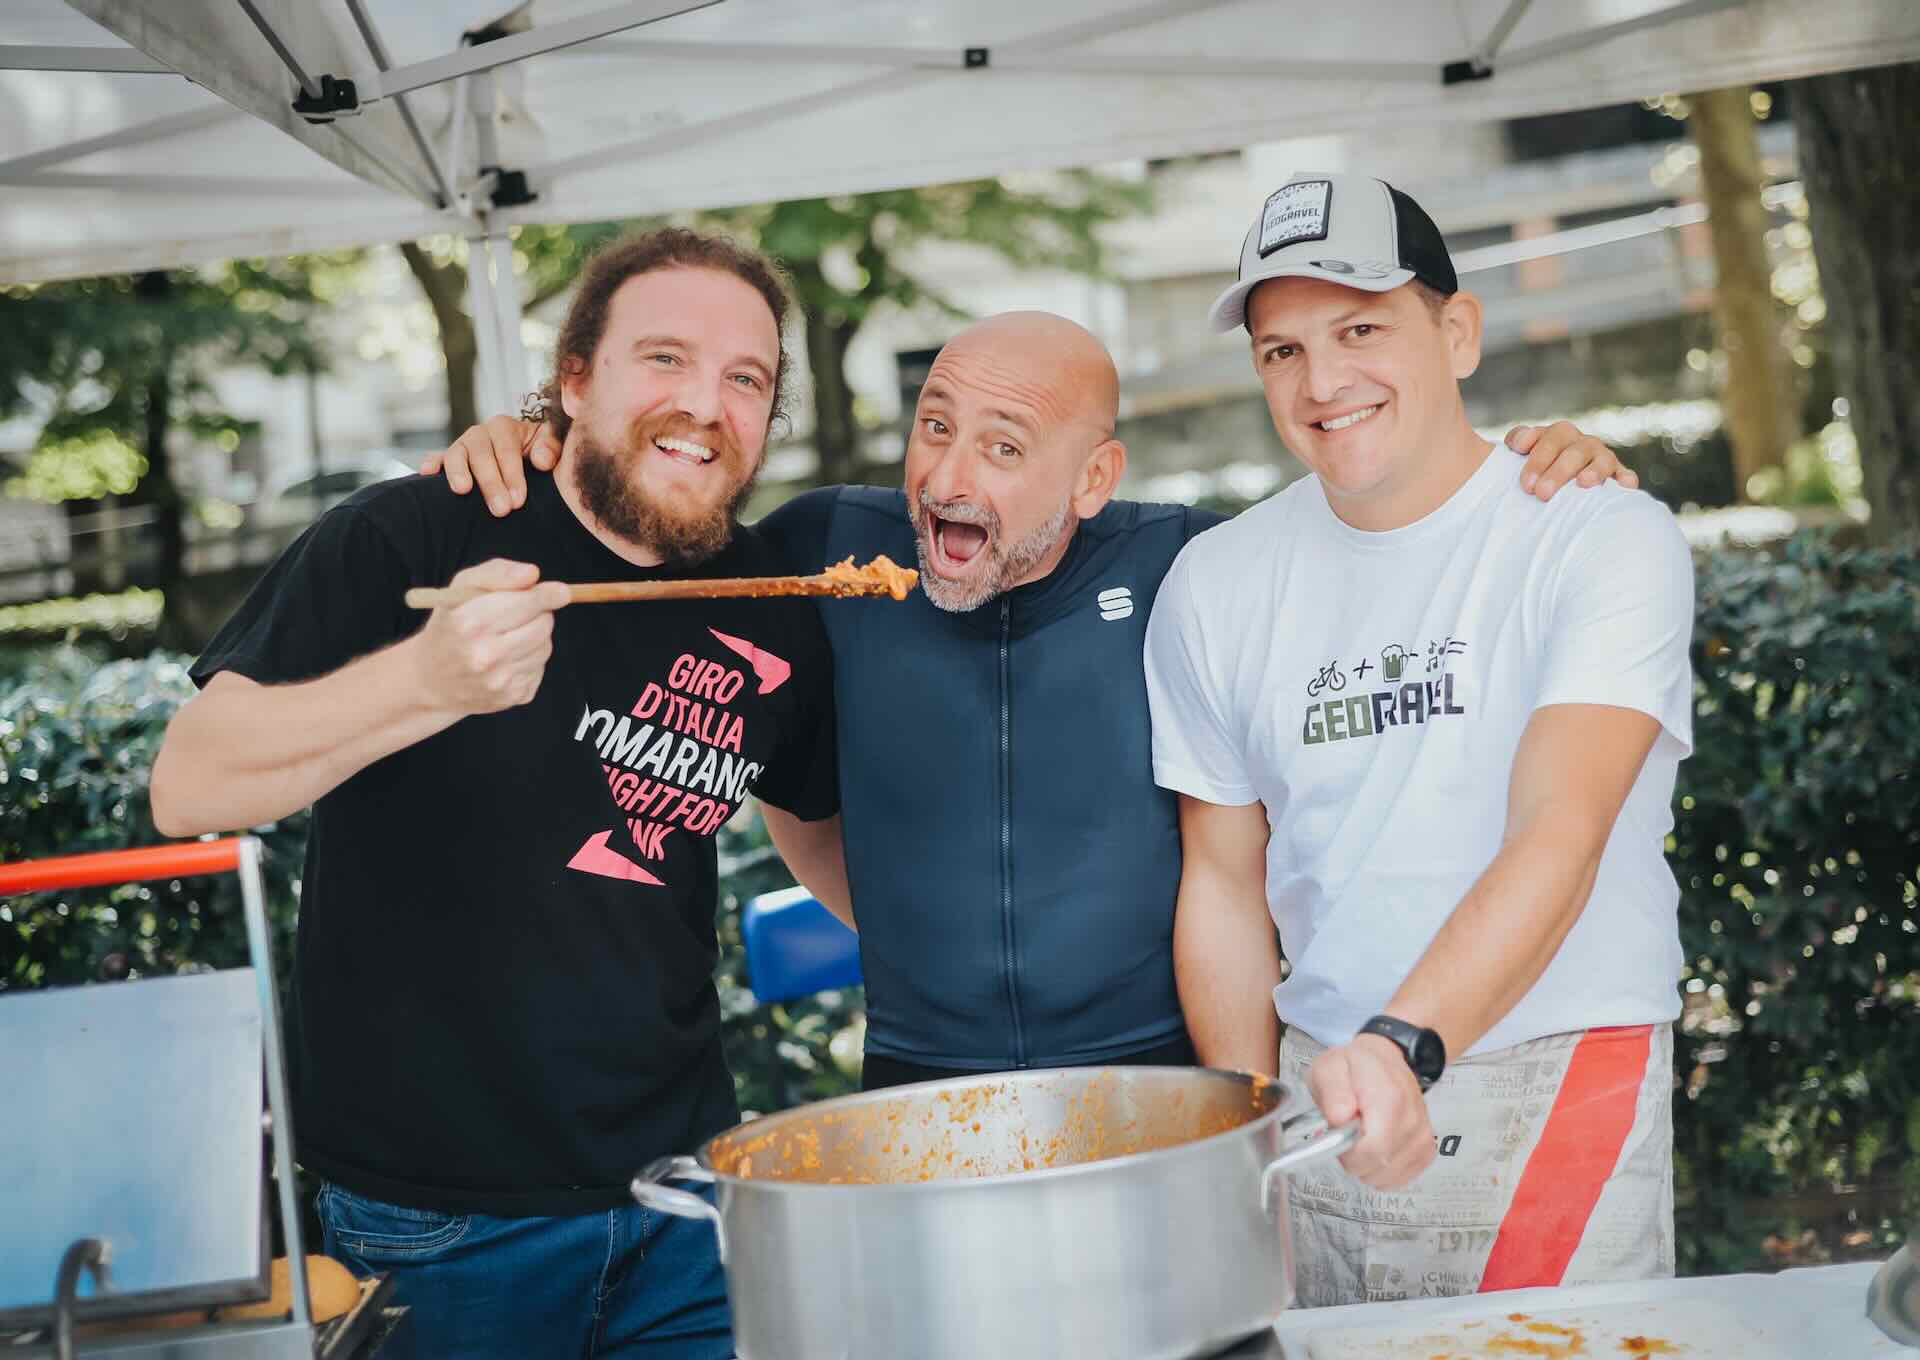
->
[[1258, 179, 1332, 257]]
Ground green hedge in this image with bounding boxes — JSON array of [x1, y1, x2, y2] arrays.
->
[[1672, 534, 1920, 1271], [3, 531, 1916, 1273]]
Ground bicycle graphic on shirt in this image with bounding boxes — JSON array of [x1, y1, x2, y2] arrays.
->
[[1306, 660, 1347, 696]]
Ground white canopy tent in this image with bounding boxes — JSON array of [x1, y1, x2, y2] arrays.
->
[[6, 0, 1920, 412]]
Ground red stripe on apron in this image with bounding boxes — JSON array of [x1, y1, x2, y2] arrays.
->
[[1477, 1023, 1653, 1292]]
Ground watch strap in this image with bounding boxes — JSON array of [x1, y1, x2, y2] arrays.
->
[[1358, 1014, 1446, 1090]]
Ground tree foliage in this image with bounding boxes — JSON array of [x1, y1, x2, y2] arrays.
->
[[697, 172, 1151, 485], [399, 223, 630, 438], [400, 172, 1151, 482], [0, 260, 346, 645], [1671, 533, 1920, 1270]]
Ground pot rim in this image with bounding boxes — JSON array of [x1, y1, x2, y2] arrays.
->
[[694, 1064, 1299, 1194]]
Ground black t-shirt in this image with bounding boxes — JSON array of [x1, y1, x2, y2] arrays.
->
[[192, 473, 838, 1216]]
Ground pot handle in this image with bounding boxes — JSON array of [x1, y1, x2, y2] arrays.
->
[[631, 1155, 728, 1263], [1259, 1111, 1361, 1214]]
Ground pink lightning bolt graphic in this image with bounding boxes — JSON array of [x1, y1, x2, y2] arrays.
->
[[708, 628, 792, 695], [567, 829, 665, 886]]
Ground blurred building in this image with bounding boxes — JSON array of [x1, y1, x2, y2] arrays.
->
[[817, 102, 1796, 510]]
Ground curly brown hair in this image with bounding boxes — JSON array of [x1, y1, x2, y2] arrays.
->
[[540, 226, 795, 442]]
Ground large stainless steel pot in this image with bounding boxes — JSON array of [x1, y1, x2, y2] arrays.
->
[[631, 1066, 1353, 1360]]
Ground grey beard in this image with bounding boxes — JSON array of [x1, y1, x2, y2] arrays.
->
[[573, 430, 757, 567], [911, 490, 1076, 613]]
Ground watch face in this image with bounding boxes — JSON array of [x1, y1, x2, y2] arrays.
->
[[1410, 1029, 1446, 1083]]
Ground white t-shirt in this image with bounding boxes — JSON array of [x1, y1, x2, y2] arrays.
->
[[1144, 447, 1695, 1055]]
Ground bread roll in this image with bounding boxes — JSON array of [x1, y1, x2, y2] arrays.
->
[[216, 1254, 361, 1322]]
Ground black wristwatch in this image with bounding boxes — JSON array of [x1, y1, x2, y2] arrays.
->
[[1358, 1014, 1447, 1090]]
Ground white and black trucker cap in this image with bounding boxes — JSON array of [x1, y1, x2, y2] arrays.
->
[[1207, 171, 1459, 333]]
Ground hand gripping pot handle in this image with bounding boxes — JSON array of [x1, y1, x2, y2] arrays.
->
[[1260, 1110, 1361, 1214], [631, 1156, 728, 1263]]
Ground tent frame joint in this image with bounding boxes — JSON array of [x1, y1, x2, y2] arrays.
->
[[485, 167, 539, 208], [291, 73, 362, 124], [1441, 59, 1494, 86], [964, 46, 989, 69]]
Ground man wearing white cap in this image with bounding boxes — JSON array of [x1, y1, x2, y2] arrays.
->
[[1145, 173, 1694, 1305]]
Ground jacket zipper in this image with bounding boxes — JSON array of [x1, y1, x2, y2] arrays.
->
[[999, 597, 1027, 1066]]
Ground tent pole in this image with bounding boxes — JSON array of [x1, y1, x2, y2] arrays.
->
[[231, 0, 446, 208], [0, 45, 167, 73], [463, 68, 528, 413], [471, 71, 503, 179], [537, 0, 1245, 185], [0, 107, 240, 180], [489, 234, 531, 406], [991, 52, 1432, 80], [363, 0, 723, 104], [343, 0, 454, 207], [233, 0, 322, 99], [465, 232, 531, 417], [1494, 0, 1748, 73], [1474, 0, 1536, 70]]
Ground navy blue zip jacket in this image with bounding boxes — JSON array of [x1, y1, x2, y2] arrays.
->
[[761, 486, 1224, 1069]]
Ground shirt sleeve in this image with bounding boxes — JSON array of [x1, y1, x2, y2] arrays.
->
[[191, 503, 421, 691], [1535, 492, 1696, 756], [748, 614, 841, 822], [1143, 541, 1258, 805]]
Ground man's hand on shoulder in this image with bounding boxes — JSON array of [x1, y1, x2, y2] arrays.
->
[[1308, 1034, 1436, 1190], [418, 416, 559, 517], [407, 558, 570, 718], [1504, 421, 1639, 502]]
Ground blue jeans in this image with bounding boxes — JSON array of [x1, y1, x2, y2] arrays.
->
[[317, 1181, 732, 1359]]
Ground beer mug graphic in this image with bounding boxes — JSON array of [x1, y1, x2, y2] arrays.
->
[[1381, 644, 1410, 681]]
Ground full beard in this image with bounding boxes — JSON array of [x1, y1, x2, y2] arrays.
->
[[574, 418, 759, 568], [909, 488, 1076, 613]]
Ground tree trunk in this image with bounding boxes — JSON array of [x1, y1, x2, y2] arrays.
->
[[132, 271, 192, 650], [401, 242, 478, 440], [804, 305, 862, 488], [1795, 64, 1920, 543], [1689, 86, 1799, 500]]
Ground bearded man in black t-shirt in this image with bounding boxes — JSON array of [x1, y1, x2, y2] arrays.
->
[[151, 228, 839, 1360]]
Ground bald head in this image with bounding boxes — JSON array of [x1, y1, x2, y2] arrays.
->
[[935, 311, 1120, 441], [904, 310, 1130, 612]]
